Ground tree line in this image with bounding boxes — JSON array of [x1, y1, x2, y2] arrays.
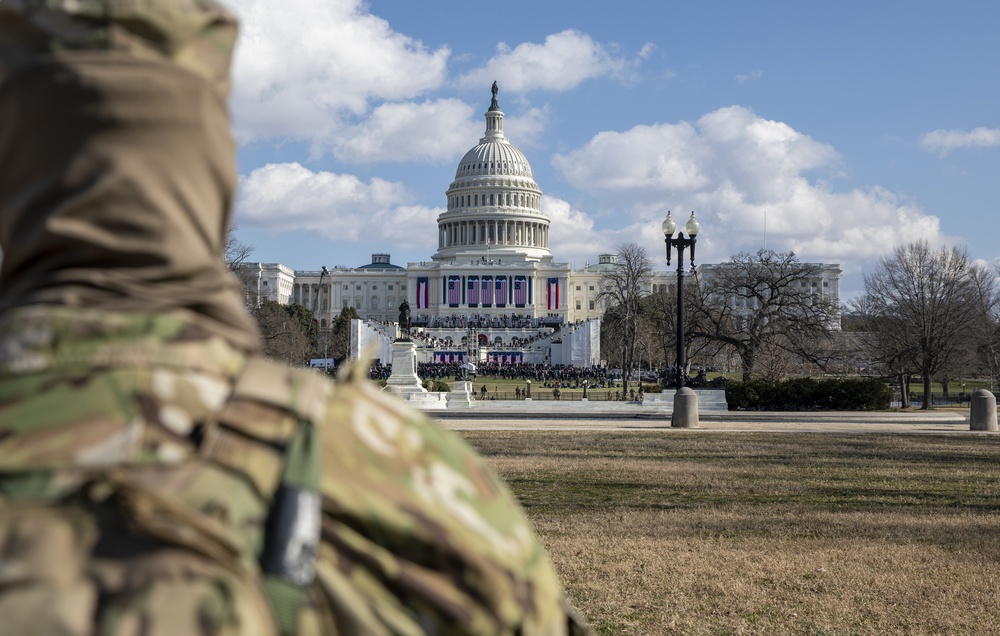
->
[[599, 239, 998, 409], [225, 227, 355, 369]]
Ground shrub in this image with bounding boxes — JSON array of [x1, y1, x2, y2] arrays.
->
[[726, 377, 891, 411], [430, 379, 452, 392]]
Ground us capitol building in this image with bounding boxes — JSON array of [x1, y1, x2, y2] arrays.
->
[[243, 87, 841, 367]]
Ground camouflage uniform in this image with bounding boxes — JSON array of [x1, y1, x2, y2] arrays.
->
[[0, 2, 589, 634]]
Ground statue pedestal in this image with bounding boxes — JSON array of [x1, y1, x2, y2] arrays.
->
[[448, 380, 474, 408], [384, 340, 427, 397]]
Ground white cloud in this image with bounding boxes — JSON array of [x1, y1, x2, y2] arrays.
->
[[459, 30, 645, 92], [236, 163, 439, 249], [227, 0, 449, 142], [502, 107, 550, 148], [330, 99, 481, 163], [543, 196, 606, 262], [552, 106, 945, 270], [542, 196, 672, 268], [736, 69, 763, 84], [920, 127, 1000, 155]]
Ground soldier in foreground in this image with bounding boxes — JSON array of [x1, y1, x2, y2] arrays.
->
[[0, 2, 589, 634]]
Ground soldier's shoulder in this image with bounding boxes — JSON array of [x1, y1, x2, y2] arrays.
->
[[0, 306, 246, 375], [314, 364, 575, 633]]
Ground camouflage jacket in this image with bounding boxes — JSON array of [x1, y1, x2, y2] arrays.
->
[[0, 306, 588, 635]]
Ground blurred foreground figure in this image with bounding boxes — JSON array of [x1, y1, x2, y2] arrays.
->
[[0, 2, 588, 634]]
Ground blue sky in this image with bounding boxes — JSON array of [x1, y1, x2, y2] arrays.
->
[[228, 0, 1000, 299]]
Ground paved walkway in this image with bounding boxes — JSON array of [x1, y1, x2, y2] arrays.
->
[[438, 409, 982, 434]]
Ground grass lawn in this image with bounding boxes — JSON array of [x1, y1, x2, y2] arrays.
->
[[460, 431, 1000, 635]]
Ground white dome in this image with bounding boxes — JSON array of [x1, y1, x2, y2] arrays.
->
[[455, 140, 533, 179], [433, 86, 550, 263]]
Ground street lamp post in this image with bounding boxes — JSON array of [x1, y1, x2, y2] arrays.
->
[[311, 266, 330, 371], [663, 211, 701, 428]]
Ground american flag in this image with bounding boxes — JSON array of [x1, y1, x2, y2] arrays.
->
[[481, 276, 492, 306], [467, 277, 479, 306], [514, 276, 527, 306], [547, 277, 559, 310], [490, 352, 523, 365], [416, 277, 429, 309], [448, 276, 460, 306], [495, 276, 507, 307]]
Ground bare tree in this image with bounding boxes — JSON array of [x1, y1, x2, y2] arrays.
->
[[224, 224, 259, 308], [860, 242, 995, 409], [974, 267, 1000, 391], [689, 249, 839, 381], [644, 283, 723, 383], [597, 243, 653, 396], [849, 294, 917, 407], [254, 300, 315, 366], [225, 224, 254, 269]]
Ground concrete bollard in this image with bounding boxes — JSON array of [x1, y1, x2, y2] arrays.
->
[[969, 389, 998, 431], [671, 386, 700, 428]]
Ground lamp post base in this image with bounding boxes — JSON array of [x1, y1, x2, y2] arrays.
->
[[671, 386, 700, 428], [970, 389, 998, 431]]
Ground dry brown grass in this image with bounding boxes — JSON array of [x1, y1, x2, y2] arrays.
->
[[460, 431, 1000, 635]]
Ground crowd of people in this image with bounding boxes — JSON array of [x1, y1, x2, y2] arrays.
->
[[399, 361, 621, 386], [417, 313, 545, 329], [407, 327, 554, 349]]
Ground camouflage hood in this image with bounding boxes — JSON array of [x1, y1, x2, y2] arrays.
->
[[0, 1, 259, 352]]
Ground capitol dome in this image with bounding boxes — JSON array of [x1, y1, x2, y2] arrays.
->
[[454, 135, 534, 180], [433, 85, 551, 263]]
